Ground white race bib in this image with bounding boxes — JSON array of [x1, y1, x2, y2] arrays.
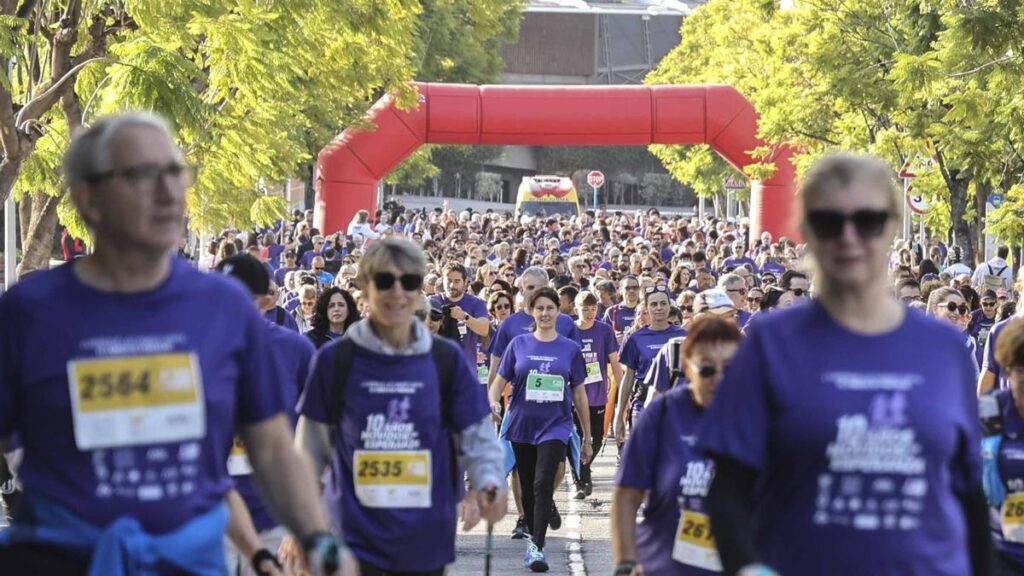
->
[[476, 364, 489, 384], [353, 450, 432, 508], [525, 372, 565, 403], [584, 362, 602, 385], [672, 511, 722, 571], [458, 323, 468, 337], [67, 353, 205, 450], [227, 436, 253, 476]]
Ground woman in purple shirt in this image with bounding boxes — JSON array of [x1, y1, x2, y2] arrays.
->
[[489, 287, 593, 572], [612, 315, 742, 576], [699, 154, 989, 576]]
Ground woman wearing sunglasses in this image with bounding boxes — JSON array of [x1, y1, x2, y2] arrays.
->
[[293, 238, 508, 576], [615, 285, 687, 447], [488, 287, 592, 572], [927, 287, 980, 376], [612, 315, 742, 576], [698, 154, 988, 576]]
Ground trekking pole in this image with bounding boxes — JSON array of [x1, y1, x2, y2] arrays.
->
[[484, 487, 497, 576]]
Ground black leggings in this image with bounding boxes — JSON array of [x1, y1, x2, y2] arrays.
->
[[0, 543, 194, 575], [571, 406, 605, 484], [512, 440, 566, 550], [995, 553, 1024, 576], [357, 558, 445, 576]]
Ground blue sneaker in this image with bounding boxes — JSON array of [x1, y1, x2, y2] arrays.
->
[[524, 540, 548, 572], [511, 516, 530, 540]]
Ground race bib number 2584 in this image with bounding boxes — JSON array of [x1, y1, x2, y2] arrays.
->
[[67, 353, 205, 450]]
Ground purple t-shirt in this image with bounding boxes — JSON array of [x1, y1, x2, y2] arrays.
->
[[489, 310, 581, 359], [986, 389, 1024, 568], [266, 244, 285, 270], [967, 311, 996, 367], [617, 387, 716, 576], [0, 258, 287, 533], [698, 303, 981, 575], [498, 334, 586, 445], [723, 256, 757, 272], [621, 326, 688, 387], [603, 303, 638, 334], [578, 321, 619, 406], [297, 338, 488, 572], [234, 323, 315, 532], [431, 293, 489, 370], [982, 316, 1013, 390]]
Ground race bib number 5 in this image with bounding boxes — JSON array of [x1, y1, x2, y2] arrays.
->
[[672, 511, 722, 571], [353, 450, 432, 508], [67, 353, 205, 450], [525, 372, 565, 403], [1002, 492, 1024, 543]]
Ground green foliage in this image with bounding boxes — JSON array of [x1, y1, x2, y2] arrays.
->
[[474, 171, 503, 202]]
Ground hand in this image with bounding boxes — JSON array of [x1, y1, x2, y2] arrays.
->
[[615, 420, 626, 445], [250, 550, 285, 576], [451, 305, 466, 321], [489, 401, 502, 424], [460, 489, 482, 531], [582, 441, 594, 465], [278, 536, 301, 574], [477, 485, 508, 525]]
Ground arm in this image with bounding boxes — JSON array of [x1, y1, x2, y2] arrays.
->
[[978, 370, 997, 397], [958, 488, 993, 576], [573, 385, 593, 463], [463, 313, 490, 337], [608, 352, 625, 392], [487, 354, 500, 387], [611, 486, 645, 565], [706, 455, 760, 575], [241, 415, 330, 540], [616, 368, 636, 428], [488, 374, 508, 420], [294, 416, 333, 477], [225, 489, 282, 576]]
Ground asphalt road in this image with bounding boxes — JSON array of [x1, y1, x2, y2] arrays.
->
[[449, 444, 619, 576]]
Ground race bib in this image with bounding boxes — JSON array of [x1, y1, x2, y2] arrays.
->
[[525, 372, 565, 403], [227, 436, 253, 476], [477, 364, 489, 384], [672, 511, 722, 571], [353, 450, 432, 508], [584, 362, 602, 385], [458, 323, 468, 337], [67, 353, 205, 450], [1002, 492, 1024, 543]]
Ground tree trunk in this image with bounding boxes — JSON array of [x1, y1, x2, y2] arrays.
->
[[973, 180, 989, 265], [947, 170, 974, 268], [16, 192, 60, 276]]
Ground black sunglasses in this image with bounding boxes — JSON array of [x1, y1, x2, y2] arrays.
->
[[747, 296, 762, 303], [806, 209, 892, 240], [697, 365, 718, 378], [943, 302, 969, 315], [372, 273, 423, 292], [790, 288, 807, 297], [982, 301, 997, 308]]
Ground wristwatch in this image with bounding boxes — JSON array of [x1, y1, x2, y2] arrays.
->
[[302, 531, 343, 575]]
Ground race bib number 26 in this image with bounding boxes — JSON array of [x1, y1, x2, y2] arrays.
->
[[67, 353, 205, 450]]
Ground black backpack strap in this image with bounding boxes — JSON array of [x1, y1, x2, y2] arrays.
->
[[275, 307, 285, 326], [329, 338, 357, 425], [430, 336, 461, 492]]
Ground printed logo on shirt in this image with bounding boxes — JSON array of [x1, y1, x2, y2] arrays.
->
[[679, 460, 715, 498], [822, 372, 922, 391], [360, 397, 421, 450]]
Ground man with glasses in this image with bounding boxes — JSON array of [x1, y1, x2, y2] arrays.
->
[[0, 112, 349, 574], [310, 255, 334, 286], [302, 235, 326, 270], [718, 273, 752, 326], [896, 278, 922, 304], [780, 270, 811, 300], [603, 275, 641, 343], [969, 289, 1000, 368], [432, 263, 490, 372]]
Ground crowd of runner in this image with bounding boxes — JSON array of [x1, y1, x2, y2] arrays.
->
[[2, 112, 1024, 576]]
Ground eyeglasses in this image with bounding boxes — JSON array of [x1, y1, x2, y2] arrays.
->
[[624, 285, 640, 291], [494, 303, 511, 311], [805, 209, 892, 240], [761, 277, 776, 285], [982, 301, 997, 308], [789, 288, 807, 297], [943, 302, 969, 315], [726, 288, 747, 295], [696, 364, 718, 378], [86, 161, 196, 192], [314, 267, 324, 272], [644, 285, 669, 295], [900, 295, 922, 303], [680, 305, 694, 312], [372, 273, 423, 292], [747, 296, 762, 303]]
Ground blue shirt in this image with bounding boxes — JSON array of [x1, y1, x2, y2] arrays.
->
[[698, 302, 981, 576]]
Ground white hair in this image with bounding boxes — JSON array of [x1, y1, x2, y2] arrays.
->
[[63, 112, 176, 184]]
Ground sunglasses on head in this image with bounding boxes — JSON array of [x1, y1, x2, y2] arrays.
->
[[943, 302, 969, 315], [644, 284, 669, 295], [806, 209, 892, 240], [372, 273, 423, 292]]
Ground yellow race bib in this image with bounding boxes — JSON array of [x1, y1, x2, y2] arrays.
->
[[1003, 492, 1024, 543], [67, 353, 205, 450], [227, 436, 253, 476], [353, 450, 432, 508], [672, 510, 722, 571]]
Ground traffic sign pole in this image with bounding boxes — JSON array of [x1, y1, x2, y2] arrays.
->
[[587, 171, 605, 210]]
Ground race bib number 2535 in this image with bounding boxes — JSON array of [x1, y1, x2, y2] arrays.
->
[[67, 353, 205, 450]]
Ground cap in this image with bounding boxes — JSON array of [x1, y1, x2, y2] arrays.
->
[[702, 289, 736, 312], [982, 289, 998, 300], [429, 298, 444, 314], [216, 255, 270, 296], [998, 288, 1010, 298]]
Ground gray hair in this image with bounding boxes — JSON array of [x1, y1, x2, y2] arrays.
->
[[355, 237, 428, 289], [717, 273, 745, 289], [63, 112, 176, 185], [521, 266, 549, 283]]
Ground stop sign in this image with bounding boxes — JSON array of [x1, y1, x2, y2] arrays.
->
[[587, 170, 605, 188]]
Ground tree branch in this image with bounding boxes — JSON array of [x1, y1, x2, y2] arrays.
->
[[15, 56, 105, 128], [947, 55, 1014, 78]]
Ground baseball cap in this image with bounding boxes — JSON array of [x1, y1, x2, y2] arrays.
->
[[216, 255, 269, 296], [982, 289, 998, 300], [998, 288, 1010, 299]]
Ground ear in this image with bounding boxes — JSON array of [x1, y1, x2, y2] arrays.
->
[[69, 182, 101, 230]]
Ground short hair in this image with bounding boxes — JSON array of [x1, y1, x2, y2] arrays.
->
[[999, 245, 1010, 259], [896, 278, 921, 293], [521, 266, 549, 283], [558, 285, 579, 303], [717, 273, 744, 289], [799, 152, 900, 222], [527, 286, 560, 310], [487, 290, 513, 314], [355, 238, 427, 290], [574, 290, 598, 307], [996, 318, 1024, 368], [780, 270, 808, 289], [682, 315, 743, 359], [63, 112, 176, 185], [299, 285, 317, 301], [596, 280, 617, 294], [443, 263, 468, 280]]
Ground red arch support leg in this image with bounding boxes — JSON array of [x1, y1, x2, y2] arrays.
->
[[316, 83, 798, 241]]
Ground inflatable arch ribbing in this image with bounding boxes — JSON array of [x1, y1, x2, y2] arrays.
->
[[315, 83, 797, 240]]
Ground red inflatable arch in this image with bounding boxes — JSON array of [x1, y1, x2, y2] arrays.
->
[[316, 83, 797, 240]]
